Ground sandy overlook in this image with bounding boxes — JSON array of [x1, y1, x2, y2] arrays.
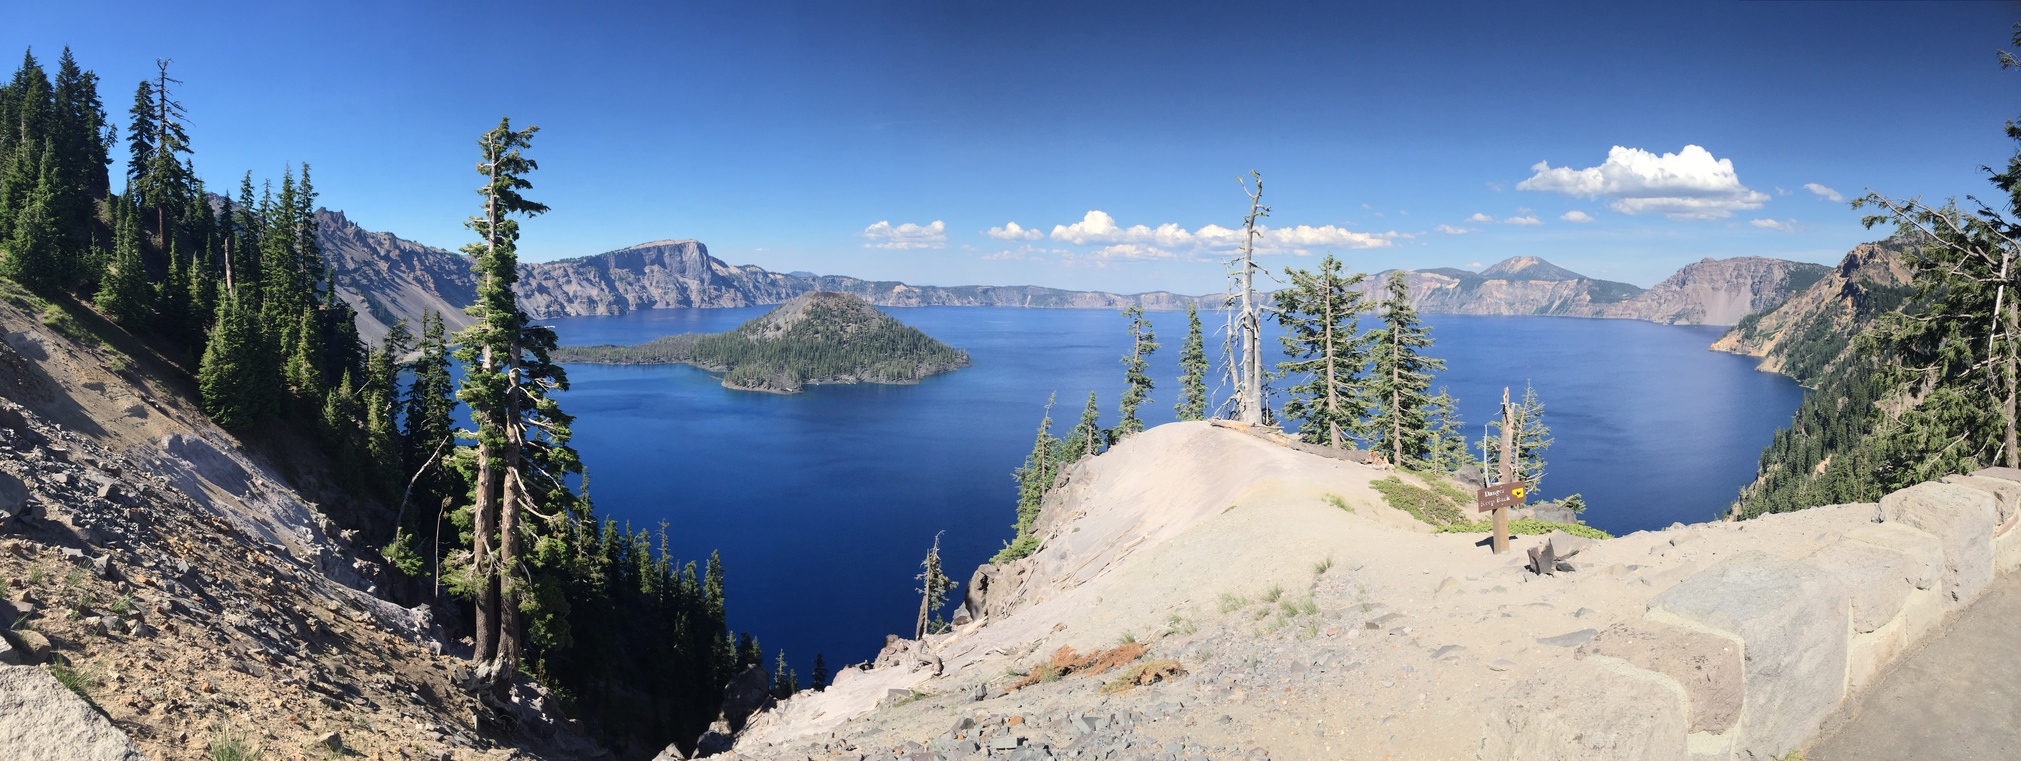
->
[[716, 422, 2021, 761]]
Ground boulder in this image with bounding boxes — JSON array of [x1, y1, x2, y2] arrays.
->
[[719, 664, 775, 733], [1648, 551, 1848, 760], [0, 664, 148, 760], [7, 630, 48, 664], [1546, 530, 1593, 561], [1580, 622, 1743, 733], [1479, 657, 1689, 761], [1877, 482, 1997, 603], [0, 635, 16, 666], [962, 563, 994, 624]]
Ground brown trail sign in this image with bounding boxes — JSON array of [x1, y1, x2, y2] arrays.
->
[[1476, 481, 1527, 513]]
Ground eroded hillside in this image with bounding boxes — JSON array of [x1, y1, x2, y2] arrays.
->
[[0, 287, 600, 760]]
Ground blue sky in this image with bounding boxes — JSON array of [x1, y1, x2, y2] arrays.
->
[[9, 1, 2017, 293]]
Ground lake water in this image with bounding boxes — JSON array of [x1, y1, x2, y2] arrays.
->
[[545, 307, 1804, 675]]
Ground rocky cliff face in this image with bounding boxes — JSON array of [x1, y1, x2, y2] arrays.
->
[[1710, 238, 1917, 380], [1365, 255, 1823, 326], [1588, 256, 1832, 325], [319, 209, 479, 342]]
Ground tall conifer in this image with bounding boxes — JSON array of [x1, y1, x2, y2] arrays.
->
[[1273, 255, 1370, 448], [1176, 302, 1208, 421], [1367, 271, 1445, 468], [1116, 306, 1159, 436]]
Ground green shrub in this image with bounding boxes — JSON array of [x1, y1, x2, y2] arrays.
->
[[1370, 477, 1468, 526], [1435, 518, 1611, 539]]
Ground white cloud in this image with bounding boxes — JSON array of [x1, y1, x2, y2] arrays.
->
[[1043, 210, 1392, 259], [1434, 224, 1474, 235], [860, 219, 947, 249], [985, 221, 1044, 241], [1504, 215, 1543, 226], [1466, 212, 1495, 223], [1802, 183, 1845, 203], [1468, 262, 1484, 268], [1517, 145, 1769, 220], [1560, 210, 1595, 223], [1750, 218, 1799, 232]]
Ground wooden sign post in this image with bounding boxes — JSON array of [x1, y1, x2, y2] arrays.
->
[[1485, 388, 1522, 553]]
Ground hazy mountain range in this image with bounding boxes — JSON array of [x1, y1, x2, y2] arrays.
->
[[317, 209, 1829, 342]]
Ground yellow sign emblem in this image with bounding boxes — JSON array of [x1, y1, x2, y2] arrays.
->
[[1511, 486, 1526, 500]]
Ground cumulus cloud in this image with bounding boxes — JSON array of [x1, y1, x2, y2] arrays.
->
[[860, 219, 947, 249], [1434, 224, 1474, 235], [985, 221, 1044, 241], [1467, 212, 1495, 224], [1504, 215, 1543, 226], [1560, 210, 1595, 223], [1749, 218, 1799, 232], [1042, 210, 1392, 258], [1802, 183, 1845, 203], [1517, 145, 1769, 220]]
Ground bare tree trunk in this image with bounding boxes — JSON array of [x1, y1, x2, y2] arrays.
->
[[1391, 326, 1402, 467], [1325, 273, 1338, 448], [2007, 295, 2018, 469], [472, 422, 500, 664], [1238, 174, 1266, 426], [492, 411, 523, 692], [1494, 387, 1514, 554]]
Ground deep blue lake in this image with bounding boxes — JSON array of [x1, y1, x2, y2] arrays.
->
[[545, 307, 1804, 675]]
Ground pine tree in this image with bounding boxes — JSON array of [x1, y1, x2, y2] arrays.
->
[[1116, 306, 1159, 436], [94, 199, 150, 326], [286, 306, 327, 403], [197, 293, 263, 428], [1485, 383, 1552, 490], [452, 118, 577, 694], [914, 533, 955, 639], [1060, 391, 1105, 462], [0, 152, 61, 293], [810, 653, 830, 691], [50, 47, 111, 262], [1176, 302, 1208, 421], [772, 650, 799, 699], [996, 394, 1057, 563], [1366, 271, 1445, 468], [1273, 254, 1371, 448], [403, 312, 459, 522], [123, 80, 154, 193], [1423, 388, 1469, 473]]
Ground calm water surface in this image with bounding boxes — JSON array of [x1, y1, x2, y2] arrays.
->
[[545, 307, 1804, 673]]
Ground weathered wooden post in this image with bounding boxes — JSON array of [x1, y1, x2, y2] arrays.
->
[[1496, 387, 1514, 554]]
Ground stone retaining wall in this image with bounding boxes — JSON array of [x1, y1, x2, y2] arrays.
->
[[1481, 468, 2021, 760]]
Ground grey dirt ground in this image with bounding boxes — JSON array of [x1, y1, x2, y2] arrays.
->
[[1810, 569, 2021, 761]]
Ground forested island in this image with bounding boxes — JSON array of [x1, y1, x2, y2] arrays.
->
[[553, 291, 971, 393]]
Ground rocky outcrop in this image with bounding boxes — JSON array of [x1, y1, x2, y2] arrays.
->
[[1711, 237, 1918, 380], [1587, 256, 1831, 325], [0, 664, 149, 761], [319, 209, 480, 342]]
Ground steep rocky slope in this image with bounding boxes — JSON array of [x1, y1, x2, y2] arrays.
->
[[321, 210, 481, 342], [1711, 238, 1918, 382], [1367, 255, 1826, 326], [0, 287, 600, 760], [706, 422, 2021, 761]]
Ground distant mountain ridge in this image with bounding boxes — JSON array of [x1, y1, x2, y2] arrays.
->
[[1365, 255, 1829, 325], [317, 210, 1200, 341], [318, 210, 1828, 341], [1710, 237, 1918, 383]]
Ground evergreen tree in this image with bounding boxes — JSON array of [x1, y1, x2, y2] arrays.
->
[[810, 653, 829, 691], [0, 153, 61, 292], [1484, 383, 1552, 490], [123, 80, 153, 193], [1272, 254, 1371, 448], [94, 199, 150, 325], [995, 394, 1057, 563], [1116, 306, 1159, 436], [1059, 391, 1105, 461], [362, 320, 413, 494], [286, 306, 328, 403], [1176, 301, 1208, 421], [50, 47, 112, 261], [914, 533, 955, 639], [772, 650, 799, 699], [1423, 388, 1469, 473], [1366, 271, 1445, 468], [197, 292, 264, 428], [451, 118, 578, 694]]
